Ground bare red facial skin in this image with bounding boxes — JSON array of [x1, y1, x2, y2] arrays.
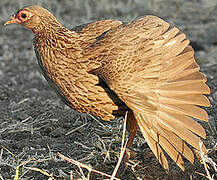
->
[[5, 9, 33, 26], [15, 9, 31, 23]]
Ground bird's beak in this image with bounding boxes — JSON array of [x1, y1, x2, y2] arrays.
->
[[4, 15, 18, 26]]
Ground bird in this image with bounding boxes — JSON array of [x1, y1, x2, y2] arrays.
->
[[5, 6, 210, 172]]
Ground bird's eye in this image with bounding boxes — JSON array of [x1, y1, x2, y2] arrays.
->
[[15, 10, 33, 23], [21, 14, 27, 18]]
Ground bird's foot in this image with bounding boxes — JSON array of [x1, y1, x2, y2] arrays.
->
[[117, 148, 136, 176]]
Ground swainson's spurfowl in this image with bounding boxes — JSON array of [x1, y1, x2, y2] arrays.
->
[[5, 6, 210, 172]]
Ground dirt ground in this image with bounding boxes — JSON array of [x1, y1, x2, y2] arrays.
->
[[0, 0, 216, 179]]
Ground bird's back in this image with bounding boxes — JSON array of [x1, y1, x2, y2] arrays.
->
[[71, 19, 123, 46]]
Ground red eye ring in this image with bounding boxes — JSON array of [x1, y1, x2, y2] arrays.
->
[[16, 10, 33, 22]]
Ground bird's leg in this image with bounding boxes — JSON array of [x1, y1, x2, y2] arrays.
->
[[126, 111, 138, 149], [119, 110, 138, 174], [125, 110, 138, 161]]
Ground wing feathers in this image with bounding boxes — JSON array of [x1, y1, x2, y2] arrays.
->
[[170, 62, 201, 81], [159, 94, 210, 107], [150, 126, 185, 171], [136, 113, 169, 171], [167, 72, 207, 84], [154, 125, 195, 164], [136, 112, 195, 171], [161, 104, 208, 121], [156, 114, 205, 151], [95, 16, 210, 171], [162, 27, 179, 40], [158, 83, 210, 96], [159, 111, 206, 138], [157, 134, 185, 171]]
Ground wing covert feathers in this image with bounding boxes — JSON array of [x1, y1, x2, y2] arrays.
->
[[94, 16, 210, 171]]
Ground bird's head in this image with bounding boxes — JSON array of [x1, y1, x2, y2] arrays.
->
[[4, 6, 59, 34]]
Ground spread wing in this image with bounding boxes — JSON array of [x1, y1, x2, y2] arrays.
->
[[86, 16, 210, 171]]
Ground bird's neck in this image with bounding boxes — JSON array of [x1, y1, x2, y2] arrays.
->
[[33, 22, 77, 66], [33, 22, 85, 64], [33, 24, 82, 50]]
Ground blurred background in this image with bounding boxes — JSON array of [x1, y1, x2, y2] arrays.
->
[[0, 0, 216, 179]]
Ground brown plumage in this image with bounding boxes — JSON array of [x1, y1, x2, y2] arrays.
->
[[5, 6, 210, 172]]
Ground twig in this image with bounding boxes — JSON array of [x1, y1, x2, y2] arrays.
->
[[1, 145, 17, 160], [57, 152, 120, 180], [89, 114, 106, 128], [24, 166, 55, 180], [65, 123, 88, 136], [199, 142, 214, 180], [110, 112, 128, 180]]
